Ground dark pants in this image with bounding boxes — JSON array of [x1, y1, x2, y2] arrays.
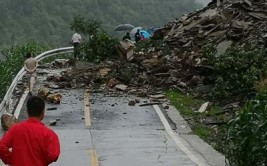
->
[[73, 42, 80, 58]]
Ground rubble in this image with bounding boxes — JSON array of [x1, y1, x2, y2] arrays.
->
[[46, 93, 62, 104], [198, 102, 210, 113], [1, 113, 18, 131], [38, 87, 62, 104], [23, 1, 264, 154], [38, 87, 50, 98], [37, 69, 50, 75], [148, 0, 267, 95], [115, 85, 128, 91], [149, 94, 165, 99], [49, 120, 57, 126], [128, 100, 136, 106], [35, 1, 267, 104], [106, 79, 117, 88], [163, 105, 170, 109]]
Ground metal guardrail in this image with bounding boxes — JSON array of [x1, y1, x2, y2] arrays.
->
[[0, 47, 73, 116]]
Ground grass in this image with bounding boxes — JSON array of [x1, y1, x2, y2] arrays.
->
[[0, 42, 49, 99], [165, 90, 202, 117], [165, 90, 226, 152], [194, 125, 210, 139]]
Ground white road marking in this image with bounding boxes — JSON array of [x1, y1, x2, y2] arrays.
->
[[153, 105, 208, 166]]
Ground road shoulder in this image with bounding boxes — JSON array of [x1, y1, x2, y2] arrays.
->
[[166, 105, 225, 166]]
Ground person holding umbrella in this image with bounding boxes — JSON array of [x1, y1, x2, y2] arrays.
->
[[114, 24, 134, 41], [134, 29, 141, 43], [122, 32, 131, 41]]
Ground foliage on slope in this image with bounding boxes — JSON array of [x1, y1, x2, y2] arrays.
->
[[0, 42, 49, 98], [0, 0, 201, 48]]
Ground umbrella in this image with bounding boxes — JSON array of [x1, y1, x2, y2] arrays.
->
[[140, 30, 150, 39], [114, 24, 135, 31], [130, 27, 142, 36]]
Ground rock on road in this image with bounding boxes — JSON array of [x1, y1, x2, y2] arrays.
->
[[2, 66, 224, 166]]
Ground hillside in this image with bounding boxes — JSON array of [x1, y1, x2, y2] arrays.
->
[[0, 0, 201, 48]]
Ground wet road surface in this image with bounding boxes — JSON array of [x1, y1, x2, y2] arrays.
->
[[9, 66, 225, 166], [90, 93, 197, 166]]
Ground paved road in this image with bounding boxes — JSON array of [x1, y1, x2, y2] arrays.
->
[[2, 67, 225, 166], [90, 93, 198, 166]]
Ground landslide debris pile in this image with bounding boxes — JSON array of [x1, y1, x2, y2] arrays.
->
[[41, 0, 267, 98], [158, 0, 267, 49], [149, 0, 267, 93]]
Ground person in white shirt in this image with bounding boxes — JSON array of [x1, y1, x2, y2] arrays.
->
[[71, 32, 82, 59], [24, 53, 38, 95]]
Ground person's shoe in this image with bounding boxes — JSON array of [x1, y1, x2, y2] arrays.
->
[[29, 92, 32, 96]]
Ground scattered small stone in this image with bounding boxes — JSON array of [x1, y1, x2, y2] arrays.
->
[[46, 93, 62, 104], [115, 85, 128, 91], [128, 100, 136, 106], [99, 68, 112, 77], [137, 91, 147, 97], [163, 105, 170, 109], [135, 99, 140, 103], [198, 102, 210, 113], [46, 107, 57, 111], [49, 120, 57, 126], [123, 112, 127, 114], [149, 94, 165, 99], [49, 83, 61, 89], [37, 69, 50, 74], [38, 87, 50, 99]]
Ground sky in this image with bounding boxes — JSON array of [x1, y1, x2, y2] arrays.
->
[[196, 0, 211, 6]]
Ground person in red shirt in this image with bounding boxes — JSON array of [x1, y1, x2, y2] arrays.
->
[[0, 96, 60, 166]]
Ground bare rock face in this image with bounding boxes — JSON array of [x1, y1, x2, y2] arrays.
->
[[1, 113, 17, 131]]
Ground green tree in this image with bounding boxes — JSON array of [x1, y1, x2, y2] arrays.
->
[[70, 16, 118, 62], [0, 0, 202, 48]]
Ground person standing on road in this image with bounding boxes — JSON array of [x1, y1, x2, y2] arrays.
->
[[24, 52, 38, 95], [0, 96, 60, 166], [71, 32, 82, 59]]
